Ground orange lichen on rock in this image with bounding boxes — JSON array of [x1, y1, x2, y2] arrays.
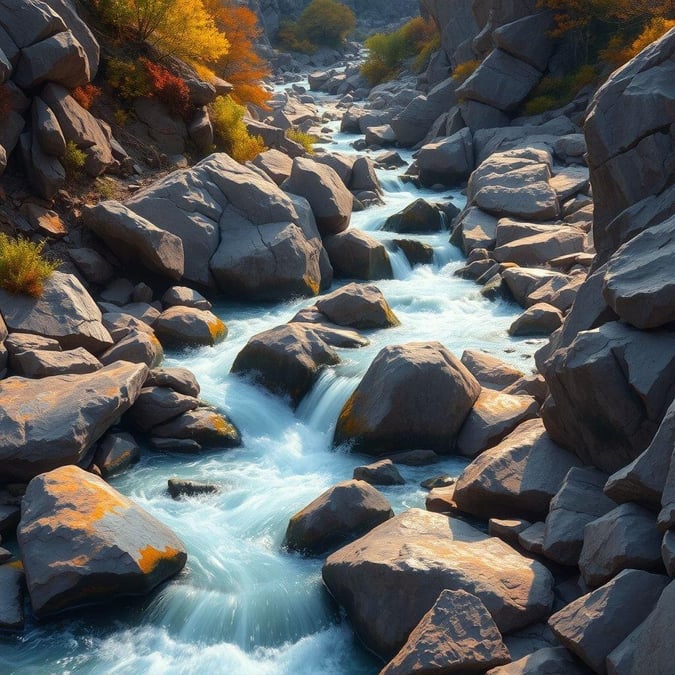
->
[[137, 545, 183, 574]]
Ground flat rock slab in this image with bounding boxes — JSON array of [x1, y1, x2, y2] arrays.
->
[[548, 569, 669, 674], [323, 508, 554, 659], [0, 361, 147, 482], [380, 589, 510, 674], [460, 349, 524, 390], [18, 465, 187, 617], [486, 646, 590, 674]]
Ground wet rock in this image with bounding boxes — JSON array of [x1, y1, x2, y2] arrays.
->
[[322, 230, 392, 280], [0, 361, 147, 482], [127, 387, 201, 433], [383, 198, 445, 233], [453, 419, 582, 521], [579, 503, 663, 587], [151, 407, 241, 449], [456, 388, 539, 458], [322, 508, 554, 659], [393, 239, 434, 266], [350, 156, 382, 195], [282, 156, 353, 235], [154, 306, 227, 349], [232, 323, 339, 408], [315, 283, 399, 329], [454, 207, 499, 253], [380, 589, 510, 674], [508, 303, 564, 336], [18, 465, 187, 617], [284, 480, 393, 556], [161, 286, 211, 312], [353, 459, 404, 486], [460, 349, 525, 390], [548, 569, 669, 675], [0, 564, 24, 631], [98, 329, 163, 369], [167, 478, 218, 499], [417, 128, 474, 187], [542, 467, 615, 567], [334, 342, 480, 455], [93, 432, 140, 478], [146, 367, 200, 397], [388, 450, 441, 466]]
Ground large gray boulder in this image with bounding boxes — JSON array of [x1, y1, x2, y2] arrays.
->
[[315, 283, 399, 329], [416, 128, 474, 187], [284, 480, 393, 555], [453, 419, 582, 521], [0, 361, 147, 481], [541, 321, 675, 473], [18, 465, 187, 617], [492, 12, 555, 71], [231, 323, 339, 408], [0, 270, 113, 353], [282, 156, 353, 235], [322, 230, 392, 280], [548, 569, 669, 674], [0, 0, 66, 48], [322, 508, 554, 659], [381, 589, 510, 675], [154, 306, 227, 348], [334, 342, 481, 455]]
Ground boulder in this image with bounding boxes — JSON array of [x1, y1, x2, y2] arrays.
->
[[187, 106, 213, 151], [453, 419, 582, 521], [0, 361, 146, 482], [492, 12, 555, 72], [252, 148, 293, 185], [315, 283, 399, 329], [161, 286, 211, 311], [231, 323, 339, 408], [508, 303, 564, 336], [454, 207, 499, 253], [494, 229, 585, 266], [393, 239, 434, 266], [14, 30, 89, 89], [456, 388, 539, 458], [284, 480, 393, 555], [486, 647, 590, 675], [154, 306, 226, 348], [18, 465, 187, 617], [579, 503, 663, 587], [352, 459, 404, 486], [10, 346, 101, 377], [68, 247, 114, 285], [82, 201, 184, 281], [0, 0, 66, 48], [542, 467, 616, 567], [350, 156, 382, 195], [605, 399, 675, 509], [323, 508, 554, 659], [167, 478, 218, 499], [416, 128, 474, 187], [0, 271, 112, 354], [502, 267, 568, 308], [282, 156, 353, 235], [383, 198, 445, 233], [541, 321, 675, 473], [127, 386, 200, 433], [548, 569, 669, 675], [146, 367, 200, 397], [606, 579, 675, 675], [0, 564, 24, 630], [334, 342, 481, 454], [602, 215, 675, 329], [32, 96, 66, 156], [150, 407, 241, 449], [380, 589, 510, 675], [460, 349, 524, 390], [93, 431, 140, 478], [518, 522, 546, 554], [322, 230, 392, 280], [98, 329, 163, 369]]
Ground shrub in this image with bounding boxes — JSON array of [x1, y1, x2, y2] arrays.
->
[[286, 128, 317, 153], [106, 58, 152, 99], [521, 64, 597, 116], [0, 234, 60, 297], [600, 16, 675, 65], [452, 59, 481, 84], [279, 0, 356, 52], [141, 58, 191, 118], [71, 83, 102, 110], [62, 140, 87, 177], [93, 0, 230, 63], [210, 95, 265, 162], [361, 17, 439, 85]]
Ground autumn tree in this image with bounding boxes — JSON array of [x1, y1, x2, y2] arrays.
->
[[202, 0, 271, 108], [279, 0, 356, 52], [94, 0, 229, 63]]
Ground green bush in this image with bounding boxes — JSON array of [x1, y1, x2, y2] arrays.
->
[[278, 0, 356, 53], [210, 95, 266, 162], [0, 234, 60, 297], [62, 140, 87, 177], [360, 17, 438, 86], [286, 128, 318, 153], [521, 64, 598, 116]]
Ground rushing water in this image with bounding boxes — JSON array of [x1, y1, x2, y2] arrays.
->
[[0, 88, 545, 675]]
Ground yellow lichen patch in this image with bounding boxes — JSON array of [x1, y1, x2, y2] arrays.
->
[[207, 317, 227, 343], [336, 393, 368, 439], [6, 560, 23, 570], [137, 545, 182, 574], [384, 306, 401, 327], [211, 414, 235, 436], [303, 274, 320, 296]]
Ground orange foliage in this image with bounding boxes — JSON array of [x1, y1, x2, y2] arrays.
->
[[203, 1, 271, 108], [141, 58, 191, 118], [71, 83, 102, 110]]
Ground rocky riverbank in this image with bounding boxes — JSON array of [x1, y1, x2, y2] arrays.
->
[[0, 0, 674, 673]]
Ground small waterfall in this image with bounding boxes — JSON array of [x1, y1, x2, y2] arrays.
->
[[296, 370, 359, 432], [386, 245, 413, 279]]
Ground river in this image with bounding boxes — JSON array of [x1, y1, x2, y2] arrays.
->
[[0, 83, 543, 675]]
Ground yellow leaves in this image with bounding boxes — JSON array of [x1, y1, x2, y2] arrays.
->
[[210, 95, 266, 163]]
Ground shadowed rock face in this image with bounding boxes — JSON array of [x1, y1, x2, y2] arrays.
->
[[18, 465, 187, 617]]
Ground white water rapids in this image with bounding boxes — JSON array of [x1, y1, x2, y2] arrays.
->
[[0, 93, 545, 675]]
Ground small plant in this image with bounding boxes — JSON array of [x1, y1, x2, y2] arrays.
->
[[106, 57, 152, 99], [521, 64, 598, 116], [452, 59, 481, 84], [62, 140, 87, 177], [141, 58, 191, 119], [286, 128, 317, 153], [95, 177, 116, 199], [210, 95, 265, 162], [71, 83, 102, 110], [113, 107, 130, 126], [0, 234, 60, 297]]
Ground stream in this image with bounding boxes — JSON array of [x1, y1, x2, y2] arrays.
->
[[0, 83, 544, 675]]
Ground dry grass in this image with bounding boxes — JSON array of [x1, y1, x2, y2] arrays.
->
[[0, 234, 60, 297]]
